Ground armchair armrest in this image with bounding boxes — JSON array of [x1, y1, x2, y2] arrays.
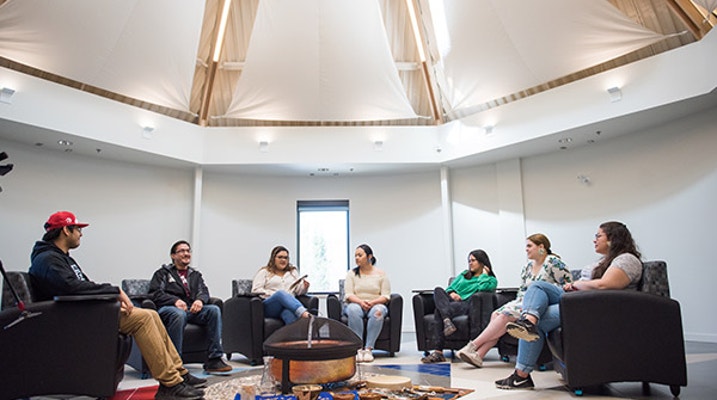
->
[[412, 291, 435, 317], [466, 291, 496, 338], [140, 298, 158, 310], [53, 294, 120, 302], [207, 296, 223, 310], [326, 293, 342, 320], [549, 289, 686, 389], [387, 293, 403, 342], [0, 299, 125, 400], [297, 294, 319, 312], [222, 294, 265, 362]]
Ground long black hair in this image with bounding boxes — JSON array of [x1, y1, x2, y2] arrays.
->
[[464, 249, 496, 279], [352, 243, 376, 276]]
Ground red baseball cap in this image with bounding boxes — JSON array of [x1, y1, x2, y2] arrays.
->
[[44, 211, 89, 231]]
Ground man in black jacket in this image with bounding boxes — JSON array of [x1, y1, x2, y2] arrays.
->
[[29, 211, 206, 400], [150, 240, 231, 373]]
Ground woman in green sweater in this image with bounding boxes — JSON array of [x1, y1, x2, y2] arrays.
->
[[421, 249, 498, 363]]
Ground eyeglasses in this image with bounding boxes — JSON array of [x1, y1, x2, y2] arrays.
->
[[276, 255, 289, 260], [468, 258, 477, 263], [175, 249, 191, 254], [594, 233, 604, 239]]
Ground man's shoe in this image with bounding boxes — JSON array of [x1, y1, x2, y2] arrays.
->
[[182, 373, 208, 388], [456, 342, 482, 368], [505, 318, 540, 342], [204, 357, 232, 373], [155, 382, 204, 400], [495, 371, 534, 390], [420, 350, 447, 364], [443, 318, 457, 336]]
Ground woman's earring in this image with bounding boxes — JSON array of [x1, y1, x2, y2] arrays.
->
[[538, 248, 545, 255], [607, 241, 611, 247]]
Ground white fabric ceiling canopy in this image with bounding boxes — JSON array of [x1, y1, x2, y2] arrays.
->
[[0, 0, 204, 112], [224, 0, 417, 121], [0, 0, 676, 124], [434, 0, 666, 116]]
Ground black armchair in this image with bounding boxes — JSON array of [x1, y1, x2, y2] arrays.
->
[[222, 279, 319, 365], [0, 266, 131, 400], [547, 260, 687, 396], [326, 279, 403, 356], [412, 279, 495, 355], [121, 278, 224, 378]]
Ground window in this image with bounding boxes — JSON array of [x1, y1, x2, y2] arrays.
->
[[297, 200, 349, 293]]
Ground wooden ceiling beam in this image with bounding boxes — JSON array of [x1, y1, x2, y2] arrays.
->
[[666, 0, 713, 40], [198, 0, 232, 126], [406, 0, 443, 124]]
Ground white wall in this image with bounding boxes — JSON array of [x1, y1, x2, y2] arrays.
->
[[0, 140, 195, 285], [197, 170, 447, 328], [1, 103, 715, 341], [519, 107, 717, 343]]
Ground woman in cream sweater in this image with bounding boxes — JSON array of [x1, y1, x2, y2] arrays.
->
[[343, 244, 391, 363]]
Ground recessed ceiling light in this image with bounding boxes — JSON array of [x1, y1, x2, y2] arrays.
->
[[558, 138, 573, 144], [57, 139, 73, 146]]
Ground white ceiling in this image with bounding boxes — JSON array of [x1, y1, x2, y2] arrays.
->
[[0, 0, 715, 176]]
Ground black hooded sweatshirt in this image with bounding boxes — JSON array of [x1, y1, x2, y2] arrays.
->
[[28, 240, 119, 301]]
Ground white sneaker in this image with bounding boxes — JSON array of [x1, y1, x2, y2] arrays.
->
[[457, 341, 482, 368], [356, 349, 365, 363], [362, 349, 374, 363]]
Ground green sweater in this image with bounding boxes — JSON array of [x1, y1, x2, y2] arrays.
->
[[446, 270, 498, 300]]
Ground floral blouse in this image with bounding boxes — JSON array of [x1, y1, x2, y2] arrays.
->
[[497, 254, 572, 318]]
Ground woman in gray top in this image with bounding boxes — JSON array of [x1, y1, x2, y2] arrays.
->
[[497, 221, 643, 390]]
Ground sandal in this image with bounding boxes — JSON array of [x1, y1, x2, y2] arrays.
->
[[420, 351, 447, 364]]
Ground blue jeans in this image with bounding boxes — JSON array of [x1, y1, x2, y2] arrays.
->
[[343, 302, 388, 349], [158, 303, 224, 359], [515, 281, 564, 373], [263, 290, 307, 325]]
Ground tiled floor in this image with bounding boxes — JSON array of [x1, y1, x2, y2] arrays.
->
[[116, 335, 717, 399]]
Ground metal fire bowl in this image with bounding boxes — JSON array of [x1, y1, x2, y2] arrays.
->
[[269, 356, 356, 384], [264, 339, 360, 360], [265, 339, 361, 384]]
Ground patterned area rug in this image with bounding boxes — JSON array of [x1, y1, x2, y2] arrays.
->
[[110, 366, 249, 400], [205, 363, 465, 400]]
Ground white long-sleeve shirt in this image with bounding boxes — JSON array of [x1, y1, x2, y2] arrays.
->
[[251, 267, 308, 299]]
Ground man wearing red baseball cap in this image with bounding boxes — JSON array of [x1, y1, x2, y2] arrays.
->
[[29, 211, 206, 400]]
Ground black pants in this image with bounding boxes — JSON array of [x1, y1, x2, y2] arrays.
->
[[432, 286, 470, 349]]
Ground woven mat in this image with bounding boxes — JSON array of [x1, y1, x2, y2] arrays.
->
[[205, 364, 459, 400]]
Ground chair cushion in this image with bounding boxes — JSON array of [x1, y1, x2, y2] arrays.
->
[[121, 279, 151, 300], [1, 271, 34, 309], [232, 279, 254, 296], [640, 260, 669, 297]]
